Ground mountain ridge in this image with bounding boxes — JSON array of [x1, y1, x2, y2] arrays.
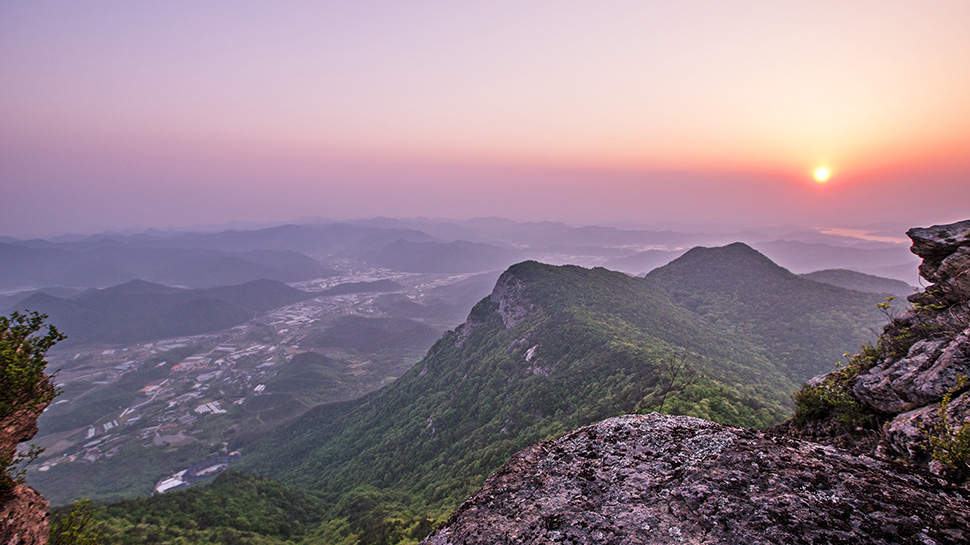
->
[[232, 247, 889, 543]]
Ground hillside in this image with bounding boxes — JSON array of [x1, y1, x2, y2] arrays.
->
[[232, 252, 886, 543], [644, 243, 889, 381]]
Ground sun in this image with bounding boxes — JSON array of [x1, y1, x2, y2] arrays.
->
[[813, 167, 831, 183]]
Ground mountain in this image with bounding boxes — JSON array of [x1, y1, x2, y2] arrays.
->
[[8, 279, 311, 346], [234, 250, 886, 542], [644, 243, 889, 381], [784, 219, 970, 475], [0, 287, 84, 311], [138, 223, 435, 254], [800, 268, 914, 296]]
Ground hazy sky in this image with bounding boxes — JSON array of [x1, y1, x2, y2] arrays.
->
[[2, 1, 969, 237]]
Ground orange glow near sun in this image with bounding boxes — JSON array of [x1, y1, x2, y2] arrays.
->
[[813, 167, 831, 183]]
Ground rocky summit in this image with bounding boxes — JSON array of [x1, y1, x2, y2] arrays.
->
[[423, 413, 969, 545]]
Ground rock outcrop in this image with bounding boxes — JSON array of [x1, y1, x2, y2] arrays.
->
[[490, 270, 537, 330], [424, 414, 969, 545], [1, 398, 53, 544], [786, 220, 970, 473]]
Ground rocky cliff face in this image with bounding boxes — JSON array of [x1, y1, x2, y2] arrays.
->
[[422, 219, 970, 544], [1, 399, 53, 544], [870, 220, 970, 472]]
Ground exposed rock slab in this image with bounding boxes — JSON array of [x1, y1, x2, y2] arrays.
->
[[424, 414, 969, 545], [0, 484, 50, 545]]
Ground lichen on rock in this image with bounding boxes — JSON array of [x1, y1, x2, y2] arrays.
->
[[423, 414, 970, 545]]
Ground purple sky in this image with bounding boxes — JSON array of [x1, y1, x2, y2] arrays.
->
[[2, 1, 969, 237]]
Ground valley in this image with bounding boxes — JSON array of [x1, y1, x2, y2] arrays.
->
[[26, 265, 494, 504]]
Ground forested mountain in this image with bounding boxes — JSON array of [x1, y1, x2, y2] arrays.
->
[[6, 279, 311, 346], [224, 251, 888, 543], [644, 243, 891, 381]]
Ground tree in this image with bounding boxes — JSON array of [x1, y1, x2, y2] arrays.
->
[[654, 352, 699, 414]]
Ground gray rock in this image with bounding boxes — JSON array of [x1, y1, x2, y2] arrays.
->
[[423, 414, 970, 545], [490, 273, 536, 329], [854, 339, 946, 413]]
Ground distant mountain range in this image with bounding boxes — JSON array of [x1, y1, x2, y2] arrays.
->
[[361, 239, 520, 273], [0, 219, 921, 294], [5, 279, 311, 346], [799, 268, 915, 296], [0, 242, 336, 290]]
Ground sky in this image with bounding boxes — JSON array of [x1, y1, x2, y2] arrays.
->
[[2, 1, 969, 237]]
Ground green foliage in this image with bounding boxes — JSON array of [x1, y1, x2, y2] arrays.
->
[[74, 472, 328, 545], [50, 499, 105, 545], [875, 297, 921, 359], [0, 310, 65, 419], [793, 343, 882, 430], [922, 376, 970, 481]]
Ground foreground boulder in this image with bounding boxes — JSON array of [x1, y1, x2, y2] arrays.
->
[[423, 414, 968, 544]]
